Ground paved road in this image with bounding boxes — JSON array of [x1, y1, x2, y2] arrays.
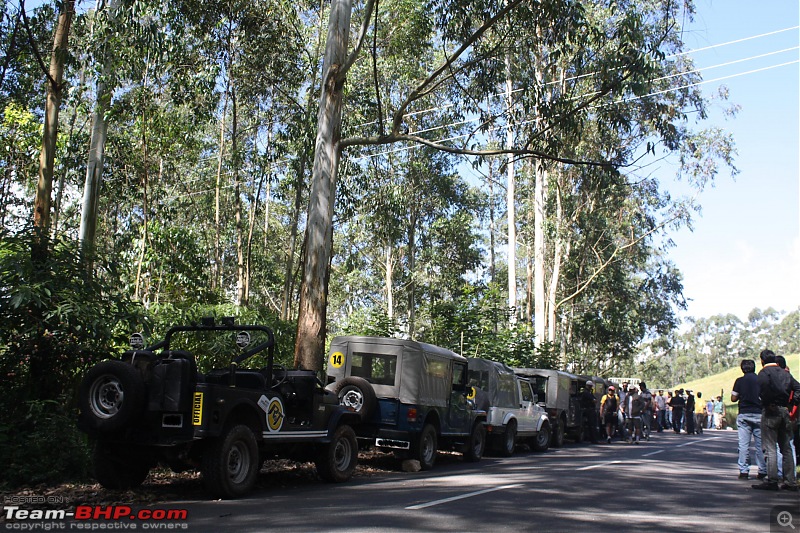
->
[[163, 430, 797, 532]]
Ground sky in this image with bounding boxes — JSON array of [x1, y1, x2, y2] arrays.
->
[[662, 0, 799, 322]]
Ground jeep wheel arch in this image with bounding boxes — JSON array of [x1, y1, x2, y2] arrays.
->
[[532, 421, 551, 452], [79, 360, 146, 432], [332, 377, 377, 420]]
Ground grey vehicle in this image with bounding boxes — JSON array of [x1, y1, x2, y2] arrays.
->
[[468, 358, 551, 456], [514, 368, 588, 447], [325, 336, 487, 470]]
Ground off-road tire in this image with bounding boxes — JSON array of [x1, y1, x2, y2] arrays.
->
[[332, 377, 377, 420], [551, 417, 565, 448], [92, 442, 150, 490], [497, 420, 517, 457], [315, 425, 358, 482], [79, 360, 146, 432], [415, 424, 438, 470], [201, 424, 260, 499], [532, 422, 551, 452], [463, 422, 486, 462]]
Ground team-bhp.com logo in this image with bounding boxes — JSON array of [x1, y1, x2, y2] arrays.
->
[[3, 502, 189, 530]]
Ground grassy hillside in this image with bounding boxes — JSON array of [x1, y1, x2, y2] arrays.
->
[[672, 353, 800, 427]]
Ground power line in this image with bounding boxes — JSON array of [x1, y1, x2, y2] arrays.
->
[[349, 59, 798, 163]]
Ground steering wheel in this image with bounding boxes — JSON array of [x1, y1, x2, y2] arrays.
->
[[271, 364, 288, 388]]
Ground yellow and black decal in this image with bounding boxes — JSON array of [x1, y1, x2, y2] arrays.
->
[[258, 394, 285, 433], [329, 351, 345, 369], [192, 392, 204, 426]]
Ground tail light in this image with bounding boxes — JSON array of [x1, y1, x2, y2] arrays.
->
[[407, 408, 417, 422]]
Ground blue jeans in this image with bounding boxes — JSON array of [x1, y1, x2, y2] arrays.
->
[[737, 413, 765, 474]]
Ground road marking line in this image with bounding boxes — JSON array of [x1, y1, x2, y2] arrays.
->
[[405, 484, 523, 510], [577, 460, 621, 471], [676, 436, 722, 448], [643, 449, 665, 457]]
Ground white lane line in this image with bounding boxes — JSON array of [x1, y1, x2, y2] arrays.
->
[[577, 460, 621, 471], [405, 484, 523, 510], [676, 436, 723, 448], [643, 449, 665, 457]]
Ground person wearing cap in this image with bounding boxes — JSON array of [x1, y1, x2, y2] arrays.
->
[[600, 385, 619, 444], [639, 382, 654, 441], [580, 380, 599, 444]]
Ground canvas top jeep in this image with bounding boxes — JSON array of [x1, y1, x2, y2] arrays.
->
[[77, 317, 362, 499], [467, 358, 551, 456], [325, 336, 487, 470]]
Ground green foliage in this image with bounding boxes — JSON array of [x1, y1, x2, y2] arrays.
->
[[0, 227, 144, 404], [0, 400, 91, 488]]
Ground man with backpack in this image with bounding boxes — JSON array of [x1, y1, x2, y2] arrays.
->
[[752, 349, 800, 491], [600, 385, 619, 444], [622, 384, 645, 444]]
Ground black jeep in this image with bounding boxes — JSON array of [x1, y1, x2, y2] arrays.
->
[[77, 317, 361, 499]]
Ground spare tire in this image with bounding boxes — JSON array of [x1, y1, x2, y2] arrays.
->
[[332, 377, 377, 420], [79, 360, 146, 432]]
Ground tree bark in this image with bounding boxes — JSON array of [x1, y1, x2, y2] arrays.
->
[[294, 0, 354, 371], [33, 0, 74, 238], [504, 53, 516, 324]]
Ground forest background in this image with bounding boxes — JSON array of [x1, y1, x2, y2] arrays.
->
[[0, 0, 797, 487]]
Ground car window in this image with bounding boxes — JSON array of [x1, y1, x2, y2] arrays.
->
[[497, 372, 517, 407], [351, 352, 398, 386], [520, 381, 534, 403], [530, 376, 547, 399], [468, 370, 489, 390], [452, 362, 467, 387]]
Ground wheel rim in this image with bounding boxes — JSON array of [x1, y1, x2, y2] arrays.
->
[[333, 436, 353, 472], [227, 441, 251, 484], [88, 374, 125, 419], [340, 388, 364, 412]]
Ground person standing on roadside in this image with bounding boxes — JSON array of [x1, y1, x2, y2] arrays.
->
[[600, 385, 619, 444], [713, 396, 725, 429], [622, 384, 644, 444], [706, 396, 715, 429], [655, 390, 667, 432], [670, 389, 685, 434], [639, 382, 654, 441], [580, 380, 600, 444], [685, 390, 696, 434], [752, 349, 800, 491], [665, 391, 674, 429], [694, 392, 705, 435], [774, 355, 797, 481], [731, 359, 766, 481]]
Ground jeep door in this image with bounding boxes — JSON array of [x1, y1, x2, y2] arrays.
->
[[517, 379, 538, 434], [446, 360, 471, 434]]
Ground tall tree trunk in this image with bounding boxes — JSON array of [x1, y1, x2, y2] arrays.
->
[[533, 160, 547, 347], [385, 244, 394, 319], [294, 0, 353, 371], [133, 64, 150, 303], [547, 174, 564, 343], [231, 87, 246, 307], [33, 0, 74, 240], [79, 0, 118, 263], [407, 211, 417, 338], [504, 53, 516, 324], [214, 86, 229, 292]]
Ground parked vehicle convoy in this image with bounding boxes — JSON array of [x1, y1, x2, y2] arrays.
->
[[77, 318, 361, 499], [325, 336, 488, 470], [467, 358, 551, 455]]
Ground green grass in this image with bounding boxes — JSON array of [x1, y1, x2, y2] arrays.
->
[[671, 353, 800, 428]]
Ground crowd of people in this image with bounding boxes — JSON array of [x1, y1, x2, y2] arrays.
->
[[592, 381, 728, 445]]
